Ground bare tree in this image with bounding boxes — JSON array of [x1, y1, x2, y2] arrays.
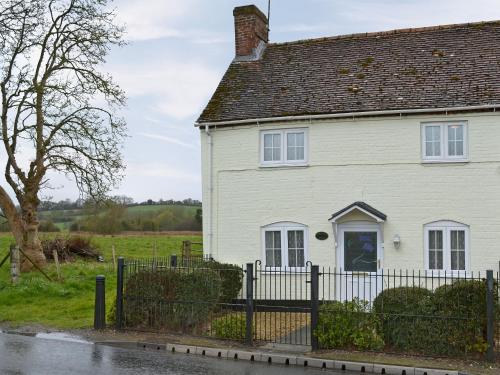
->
[[0, 0, 126, 271]]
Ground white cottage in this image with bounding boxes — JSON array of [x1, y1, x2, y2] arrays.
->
[[196, 5, 500, 278]]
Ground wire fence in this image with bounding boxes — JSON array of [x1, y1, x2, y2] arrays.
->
[[114, 257, 500, 361]]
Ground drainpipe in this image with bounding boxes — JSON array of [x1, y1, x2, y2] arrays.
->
[[205, 125, 213, 258]]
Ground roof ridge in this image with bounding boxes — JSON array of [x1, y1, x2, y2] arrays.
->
[[269, 19, 500, 47]]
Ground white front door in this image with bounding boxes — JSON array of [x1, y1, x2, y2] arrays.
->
[[336, 223, 383, 302]]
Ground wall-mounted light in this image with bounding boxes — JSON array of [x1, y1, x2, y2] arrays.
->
[[393, 234, 401, 249]]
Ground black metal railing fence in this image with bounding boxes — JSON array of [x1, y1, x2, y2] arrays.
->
[[114, 257, 499, 361]]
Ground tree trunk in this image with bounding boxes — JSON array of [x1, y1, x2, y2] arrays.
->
[[0, 186, 46, 272], [19, 202, 46, 272]]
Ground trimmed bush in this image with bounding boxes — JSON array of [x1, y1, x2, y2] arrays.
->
[[316, 299, 384, 351], [373, 281, 498, 356], [373, 287, 435, 352], [123, 268, 221, 331], [212, 313, 248, 340], [432, 280, 497, 354], [201, 261, 244, 302]]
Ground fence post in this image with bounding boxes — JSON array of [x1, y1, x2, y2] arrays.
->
[[94, 275, 106, 329], [170, 254, 177, 268], [245, 262, 254, 346], [486, 270, 495, 362], [311, 265, 320, 351], [116, 257, 124, 330], [10, 244, 20, 285]]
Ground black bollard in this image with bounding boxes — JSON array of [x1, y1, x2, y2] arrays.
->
[[94, 275, 106, 330], [170, 254, 177, 268]]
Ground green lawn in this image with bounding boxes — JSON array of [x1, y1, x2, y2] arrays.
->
[[0, 233, 202, 329]]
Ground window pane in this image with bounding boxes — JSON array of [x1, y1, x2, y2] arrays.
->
[[448, 141, 456, 156], [425, 126, 441, 157], [429, 250, 436, 269], [263, 133, 281, 162], [272, 147, 280, 160], [296, 146, 304, 160], [428, 230, 443, 270], [274, 250, 282, 267], [265, 231, 281, 267], [288, 230, 305, 267], [273, 232, 281, 248], [344, 231, 377, 272], [286, 132, 305, 161], [447, 125, 464, 157], [459, 252, 465, 270], [264, 134, 272, 148], [273, 134, 281, 147], [296, 249, 304, 267], [288, 230, 296, 248], [288, 249, 296, 268], [450, 230, 466, 270], [264, 148, 272, 161], [296, 133, 304, 147], [265, 249, 273, 267]]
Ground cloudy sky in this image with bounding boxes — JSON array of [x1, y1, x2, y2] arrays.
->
[[43, 0, 500, 202]]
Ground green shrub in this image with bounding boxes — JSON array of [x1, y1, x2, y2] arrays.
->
[[432, 280, 497, 354], [373, 287, 435, 352], [316, 299, 384, 351], [122, 268, 221, 331], [212, 313, 248, 340], [373, 282, 498, 356], [201, 261, 244, 302]]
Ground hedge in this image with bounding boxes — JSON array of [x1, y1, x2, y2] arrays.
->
[[316, 299, 384, 351], [122, 268, 221, 331], [373, 280, 498, 355], [372, 287, 435, 353], [432, 280, 497, 354], [199, 261, 244, 302]]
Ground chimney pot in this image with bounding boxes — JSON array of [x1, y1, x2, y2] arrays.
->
[[233, 5, 269, 58]]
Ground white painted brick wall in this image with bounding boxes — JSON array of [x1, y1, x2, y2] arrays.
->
[[200, 112, 500, 272]]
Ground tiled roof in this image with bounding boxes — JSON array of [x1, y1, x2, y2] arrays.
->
[[329, 201, 387, 222], [198, 21, 500, 124]]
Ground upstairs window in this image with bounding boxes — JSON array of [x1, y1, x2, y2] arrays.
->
[[261, 129, 308, 166], [422, 122, 467, 162], [262, 222, 308, 270], [424, 221, 469, 271]]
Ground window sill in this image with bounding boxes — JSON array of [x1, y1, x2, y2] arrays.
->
[[260, 163, 309, 169], [421, 159, 469, 165]]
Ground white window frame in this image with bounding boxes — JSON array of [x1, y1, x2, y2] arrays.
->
[[261, 222, 308, 271], [424, 221, 469, 273], [421, 121, 468, 162], [260, 128, 308, 166]]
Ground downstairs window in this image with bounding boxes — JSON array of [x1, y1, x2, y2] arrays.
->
[[262, 222, 308, 270], [424, 221, 469, 271]]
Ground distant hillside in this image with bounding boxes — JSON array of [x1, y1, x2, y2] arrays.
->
[[31, 203, 202, 233]]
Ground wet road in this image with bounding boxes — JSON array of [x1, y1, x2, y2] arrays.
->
[[0, 332, 342, 375]]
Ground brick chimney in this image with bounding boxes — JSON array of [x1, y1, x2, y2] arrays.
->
[[233, 5, 269, 58]]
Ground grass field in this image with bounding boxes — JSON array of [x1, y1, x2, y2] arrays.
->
[[0, 233, 202, 329], [37, 204, 201, 231]]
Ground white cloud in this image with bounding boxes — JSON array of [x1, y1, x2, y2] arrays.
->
[[115, 0, 193, 41], [138, 132, 199, 150], [112, 60, 220, 120], [126, 162, 200, 182], [114, 0, 230, 44]]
